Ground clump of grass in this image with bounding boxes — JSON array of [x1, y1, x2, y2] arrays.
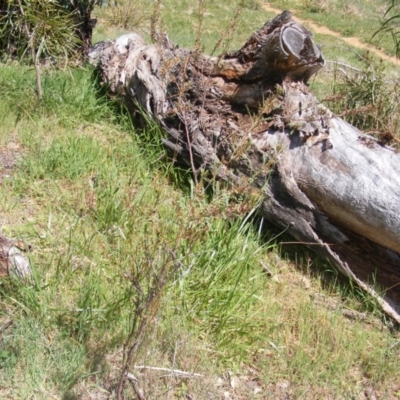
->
[[0, 64, 40, 120], [300, 0, 330, 13], [243, 0, 262, 11], [95, 0, 150, 32], [326, 53, 400, 145], [0, 316, 87, 396], [0, 65, 118, 127], [173, 217, 268, 356], [20, 134, 105, 180]]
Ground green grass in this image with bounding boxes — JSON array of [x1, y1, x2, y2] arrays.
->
[[93, 0, 277, 52], [92, 0, 400, 144], [1, 2, 400, 399]]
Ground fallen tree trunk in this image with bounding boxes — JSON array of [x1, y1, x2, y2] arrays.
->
[[89, 11, 400, 322]]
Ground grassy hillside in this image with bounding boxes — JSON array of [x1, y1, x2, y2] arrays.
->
[[1, 1, 400, 399]]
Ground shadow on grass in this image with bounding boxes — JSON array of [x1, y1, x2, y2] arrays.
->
[[255, 216, 392, 325]]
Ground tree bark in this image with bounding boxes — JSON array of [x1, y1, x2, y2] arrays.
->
[[89, 11, 400, 322], [0, 234, 31, 278]]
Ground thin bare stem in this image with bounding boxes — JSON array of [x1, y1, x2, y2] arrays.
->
[[194, 0, 205, 57], [211, 1, 243, 57], [151, 0, 162, 43], [116, 245, 181, 400], [16, 0, 43, 100], [134, 365, 203, 377], [125, 373, 145, 400]]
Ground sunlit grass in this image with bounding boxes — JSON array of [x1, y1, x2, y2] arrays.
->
[[1, 2, 400, 399]]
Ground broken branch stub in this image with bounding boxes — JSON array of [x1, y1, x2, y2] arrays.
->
[[89, 11, 400, 322]]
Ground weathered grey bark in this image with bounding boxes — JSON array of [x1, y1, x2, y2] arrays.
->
[[89, 11, 400, 322], [0, 234, 31, 278]]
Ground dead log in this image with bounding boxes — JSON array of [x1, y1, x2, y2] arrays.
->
[[0, 233, 31, 278], [89, 11, 400, 322]]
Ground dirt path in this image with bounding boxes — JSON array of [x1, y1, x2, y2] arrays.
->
[[263, 3, 399, 64]]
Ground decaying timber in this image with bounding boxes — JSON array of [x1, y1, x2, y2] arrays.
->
[[0, 233, 31, 278], [89, 11, 400, 322]]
